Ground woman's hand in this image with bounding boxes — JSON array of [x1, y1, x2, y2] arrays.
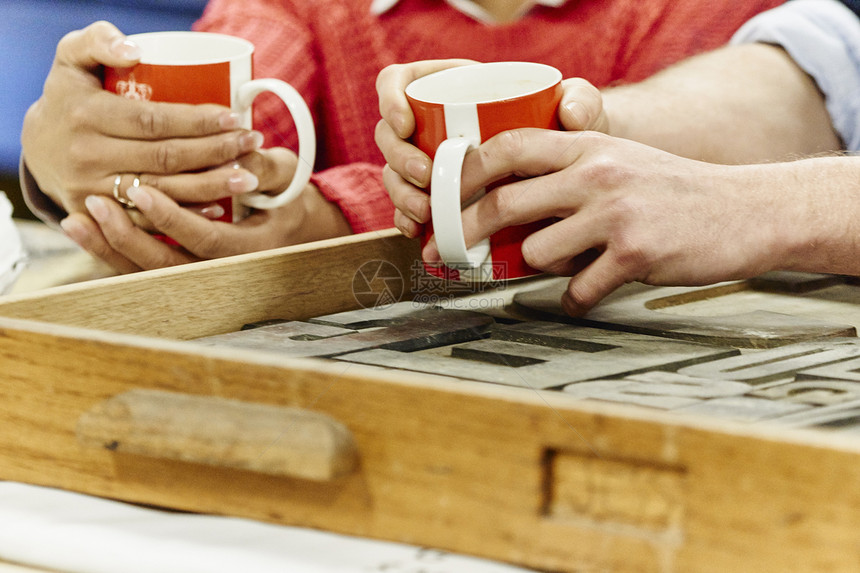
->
[[60, 146, 351, 273], [20, 21, 262, 217]]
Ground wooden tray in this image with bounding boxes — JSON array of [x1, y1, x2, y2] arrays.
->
[[1, 229, 859, 573]]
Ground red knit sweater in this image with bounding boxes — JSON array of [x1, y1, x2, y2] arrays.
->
[[195, 0, 785, 235]]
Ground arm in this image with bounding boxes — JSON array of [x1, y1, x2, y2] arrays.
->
[[375, 44, 839, 238], [20, 21, 259, 222], [376, 0, 855, 237], [604, 0, 860, 162], [439, 129, 860, 316], [24, 8, 352, 272], [602, 42, 840, 164]]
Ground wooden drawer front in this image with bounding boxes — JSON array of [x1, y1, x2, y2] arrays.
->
[[1, 232, 860, 572]]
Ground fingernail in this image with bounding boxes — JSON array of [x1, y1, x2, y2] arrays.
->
[[405, 194, 429, 222], [239, 130, 265, 151], [126, 186, 152, 210], [219, 111, 241, 130], [199, 203, 226, 219], [228, 170, 259, 193], [563, 100, 589, 129], [109, 36, 142, 61], [392, 111, 409, 137], [85, 195, 109, 222], [405, 157, 430, 187], [60, 217, 86, 243], [423, 243, 441, 265]]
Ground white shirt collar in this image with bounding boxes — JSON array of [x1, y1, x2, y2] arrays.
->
[[370, 0, 567, 24]]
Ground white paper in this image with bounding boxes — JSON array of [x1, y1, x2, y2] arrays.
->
[[0, 192, 25, 295], [0, 482, 537, 573]]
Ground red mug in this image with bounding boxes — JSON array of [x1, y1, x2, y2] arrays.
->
[[406, 61, 562, 283], [104, 31, 315, 224]]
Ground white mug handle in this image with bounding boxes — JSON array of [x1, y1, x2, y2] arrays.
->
[[235, 78, 316, 209], [430, 136, 491, 270]]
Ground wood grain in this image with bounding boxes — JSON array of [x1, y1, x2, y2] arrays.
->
[[513, 275, 858, 348], [0, 229, 420, 338], [76, 389, 358, 481], [2, 234, 860, 572]]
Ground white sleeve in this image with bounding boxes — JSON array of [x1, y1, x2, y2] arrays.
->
[[731, 0, 860, 151]]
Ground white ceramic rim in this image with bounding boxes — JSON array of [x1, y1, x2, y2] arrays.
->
[[405, 61, 562, 105], [128, 31, 254, 66]]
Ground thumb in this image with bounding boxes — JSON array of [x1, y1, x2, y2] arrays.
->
[[55, 20, 141, 71], [558, 78, 609, 133]]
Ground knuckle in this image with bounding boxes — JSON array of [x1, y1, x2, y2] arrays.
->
[[603, 200, 651, 271], [565, 280, 599, 313], [66, 101, 91, 127], [520, 237, 545, 270], [66, 138, 99, 173], [56, 29, 83, 55], [187, 227, 224, 258], [494, 130, 526, 161], [194, 104, 223, 132], [218, 135, 242, 162], [151, 140, 181, 173], [375, 64, 402, 92], [612, 234, 650, 273], [578, 153, 631, 189], [520, 229, 557, 271], [373, 119, 388, 147], [142, 173, 162, 191], [487, 187, 518, 227], [134, 106, 168, 138], [242, 148, 267, 171]]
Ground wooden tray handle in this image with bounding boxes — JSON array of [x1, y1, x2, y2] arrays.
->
[[76, 389, 359, 481]]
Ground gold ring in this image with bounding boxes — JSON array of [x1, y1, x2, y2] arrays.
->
[[112, 174, 138, 209]]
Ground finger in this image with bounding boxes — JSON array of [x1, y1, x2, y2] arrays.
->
[[382, 164, 430, 225], [97, 129, 264, 177], [237, 147, 301, 195], [56, 23, 242, 140], [54, 21, 140, 71], [394, 208, 422, 239], [520, 212, 607, 276], [84, 194, 197, 269], [558, 78, 609, 133], [375, 119, 431, 188], [91, 97, 242, 140], [125, 184, 245, 259], [454, 130, 599, 248], [59, 212, 142, 274], [461, 129, 595, 193], [114, 162, 259, 205], [456, 170, 573, 252], [560, 254, 630, 317], [376, 59, 477, 138]]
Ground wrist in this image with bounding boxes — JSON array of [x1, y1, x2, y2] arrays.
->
[[752, 158, 860, 276], [279, 183, 351, 245]]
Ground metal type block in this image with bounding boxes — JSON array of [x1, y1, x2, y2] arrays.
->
[[765, 399, 860, 432], [750, 379, 860, 407], [677, 339, 860, 385], [560, 372, 752, 410], [338, 322, 737, 389], [672, 396, 810, 423], [794, 357, 860, 383], [195, 307, 493, 357], [513, 275, 857, 348]]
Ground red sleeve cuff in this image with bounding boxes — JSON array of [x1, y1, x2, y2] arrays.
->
[[19, 157, 65, 229], [310, 163, 394, 235]]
